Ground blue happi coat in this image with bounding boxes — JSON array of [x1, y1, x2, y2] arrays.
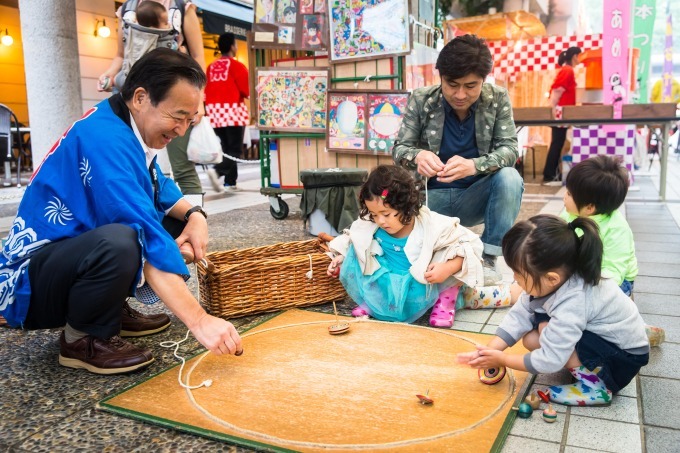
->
[[0, 95, 188, 327]]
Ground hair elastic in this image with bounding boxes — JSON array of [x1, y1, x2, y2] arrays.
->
[[380, 189, 388, 201]]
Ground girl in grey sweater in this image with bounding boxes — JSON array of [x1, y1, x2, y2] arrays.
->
[[457, 214, 649, 406]]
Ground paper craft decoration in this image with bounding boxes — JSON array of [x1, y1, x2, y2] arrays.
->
[[253, 0, 328, 51], [328, 92, 368, 151], [256, 68, 329, 132], [367, 92, 408, 153], [328, 0, 411, 63], [327, 90, 408, 154]]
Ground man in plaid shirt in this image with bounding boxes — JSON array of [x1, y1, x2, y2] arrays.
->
[[393, 34, 523, 284]]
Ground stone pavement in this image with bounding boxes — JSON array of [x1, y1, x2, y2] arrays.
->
[[0, 159, 678, 452]]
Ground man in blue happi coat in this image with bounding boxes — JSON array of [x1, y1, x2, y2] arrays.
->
[[0, 48, 242, 374]]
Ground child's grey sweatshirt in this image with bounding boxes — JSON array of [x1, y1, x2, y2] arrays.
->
[[496, 275, 649, 374]]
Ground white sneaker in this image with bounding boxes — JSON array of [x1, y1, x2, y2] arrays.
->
[[206, 168, 223, 192], [223, 184, 239, 192]]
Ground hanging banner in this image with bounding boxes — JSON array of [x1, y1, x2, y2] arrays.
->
[[602, 0, 631, 120], [662, 0, 674, 102], [632, 0, 657, 103]]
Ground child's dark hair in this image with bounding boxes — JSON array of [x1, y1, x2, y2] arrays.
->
[[565, 155, 629, 215], [359, 165, 421, 225], [435, 34, 493, 81], [136, 1, 166, 28], [502, 214, 602, 292], [557, 46, 582, 66]]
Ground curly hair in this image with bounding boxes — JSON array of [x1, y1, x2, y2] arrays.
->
[[358, 165, 421, 225]]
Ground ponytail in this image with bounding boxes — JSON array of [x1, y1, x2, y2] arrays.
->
[[502, 214, 602, 289], [567, 217, 602, 285]]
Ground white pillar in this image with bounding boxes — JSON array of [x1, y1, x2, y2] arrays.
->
[[18, 0, 82, 165]]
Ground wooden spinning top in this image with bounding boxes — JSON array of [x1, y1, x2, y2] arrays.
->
[[525, 393, 541, 410], [328, 322, 350, 335], [517, 402, 533, 418], [416, 389, 434, 405], [543, 403, 557, 423], [478, 366, 507, 385], [328, 301, 351, 335]]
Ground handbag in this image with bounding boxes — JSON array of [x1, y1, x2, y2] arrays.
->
[[187, 117, 223, 165]]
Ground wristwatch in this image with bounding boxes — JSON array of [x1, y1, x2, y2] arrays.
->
[[184, 206, 208, 222]]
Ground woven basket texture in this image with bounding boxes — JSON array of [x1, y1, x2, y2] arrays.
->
[[198, 238, 347, 318]]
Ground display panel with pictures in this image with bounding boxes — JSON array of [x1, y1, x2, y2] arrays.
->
[[328, 0, 411, 63], [327, 90, 408, 154], [253, 0, 328, 50], [256, 68, 329, 132]]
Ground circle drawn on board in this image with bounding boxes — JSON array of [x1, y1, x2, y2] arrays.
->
[[378, 140, 386, 150], [183, 320, 518, 450]]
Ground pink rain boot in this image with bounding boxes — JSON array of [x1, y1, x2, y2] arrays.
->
[[429, 286, 460, 328]]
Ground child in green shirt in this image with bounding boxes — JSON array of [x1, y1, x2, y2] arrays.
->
[[562, 155, 664, 346]]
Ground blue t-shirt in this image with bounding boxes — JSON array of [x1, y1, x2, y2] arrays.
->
[[374, 228, 410, 272], [428, 98, 482, 189]]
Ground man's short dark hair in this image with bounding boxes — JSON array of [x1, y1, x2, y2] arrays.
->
[[218, 33, 236, 54], [435, 34, 493, 81], [136, 1, 166, 28], [121, 48, 206, 105], [565, 155, 629, 215]]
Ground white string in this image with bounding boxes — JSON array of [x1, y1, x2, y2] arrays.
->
[[159, 260, 213, 390], [160, 329, 213, 389], [305, 253, 313, 279]]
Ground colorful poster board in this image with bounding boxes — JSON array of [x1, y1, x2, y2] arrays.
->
[[327, 90, 408, 154], [328, 0, 412, 63], [253, 0, 328, 50], [256, 68, 329, 132]]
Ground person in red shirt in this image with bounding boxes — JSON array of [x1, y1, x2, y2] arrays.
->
[[204, 33, 250, 192], [543, 46, 581, 184]]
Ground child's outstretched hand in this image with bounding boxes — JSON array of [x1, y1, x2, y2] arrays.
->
[[327, 255, 344, 278], [457, 346, 505, 369]]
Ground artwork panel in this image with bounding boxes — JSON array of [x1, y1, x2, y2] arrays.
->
[[256, 68, 329, 132], [301, 14, 327, 50], [276, 0, 298, 24], [367, 93, 409, 153], [327, 93, 368, 151], [328, 0, 411, 62]]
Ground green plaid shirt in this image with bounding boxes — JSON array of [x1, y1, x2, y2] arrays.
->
[[393, 83, 518, 174]]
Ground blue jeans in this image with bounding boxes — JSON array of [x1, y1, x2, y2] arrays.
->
[[426, 167, 524, 256]]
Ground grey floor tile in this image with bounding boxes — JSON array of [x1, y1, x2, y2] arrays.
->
[[451, 321, 484, 333], [628, 220, 678, 230], [635, 241, 680, 253], [644, 426, 680, 453], [617, 378, 638, 398], [501, 435, 561, 453], [641, 376, 680, 429], [566, 416, 642, 452], [636, 262, 680, 278], [489, 310, 510, 325], [570, 395, 639, 424], [642, 343, 680, 379], [455, 308, 492, 324], [509, 405, 566, 442], [564, 447, 607, 453], [633, 233, 680, 244], [636, 250, 680, 265], [633, 226, 680, 235], [481, 324, 498, 334], [634, 277, 680, 296], [634, 293, 680, 316]]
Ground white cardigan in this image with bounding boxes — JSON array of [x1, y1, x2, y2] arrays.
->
[[329, 206, 484, 288]]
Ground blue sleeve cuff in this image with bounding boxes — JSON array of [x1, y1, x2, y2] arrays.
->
[[496, 327, 517, 347], [524, 353, 539, 375]]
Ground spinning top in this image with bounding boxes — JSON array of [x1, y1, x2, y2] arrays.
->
[[525, 393, 541, 410], [537, 389, 551, 404], [328, 322, 350, 335], [517, 402, 533, 419], [478, 366, 507, 385], [416, 389, 434, 405], [542, 403, 557, 423], [328, 301, 350, 335]]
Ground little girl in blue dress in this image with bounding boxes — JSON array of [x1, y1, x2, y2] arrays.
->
[[327, 165, 484, 327]]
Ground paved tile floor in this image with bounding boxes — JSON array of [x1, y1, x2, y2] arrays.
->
[[0, 159, 678, 452]]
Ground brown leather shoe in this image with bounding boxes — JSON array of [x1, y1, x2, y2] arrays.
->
[[120, 300, 171, 337], [58, 332, 154, 375]]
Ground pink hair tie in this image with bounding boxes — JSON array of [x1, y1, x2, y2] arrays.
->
[[380, 189, 389, 200]]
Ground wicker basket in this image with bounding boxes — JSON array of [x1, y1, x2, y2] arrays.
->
[[197, 237, 346, 318]]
